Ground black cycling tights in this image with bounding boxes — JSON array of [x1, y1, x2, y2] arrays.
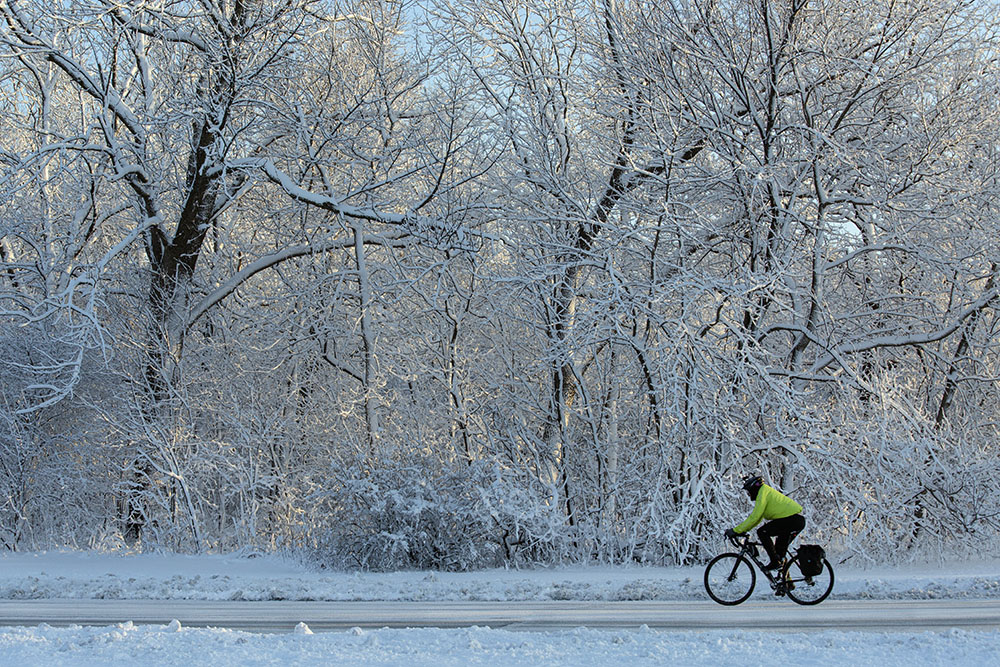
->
[[758, 513, 806, 563]]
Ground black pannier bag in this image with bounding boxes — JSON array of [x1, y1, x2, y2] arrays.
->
[[796, 544, 826, 577]]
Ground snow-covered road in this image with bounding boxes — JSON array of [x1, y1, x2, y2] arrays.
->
[[1, 598, 999, 632]]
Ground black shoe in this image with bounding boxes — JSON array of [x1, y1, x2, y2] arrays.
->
[[763, 561, 782, 571]]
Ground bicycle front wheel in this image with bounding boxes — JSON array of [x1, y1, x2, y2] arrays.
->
[[783, 556, 834, 605], [704, 553, 756, 605]]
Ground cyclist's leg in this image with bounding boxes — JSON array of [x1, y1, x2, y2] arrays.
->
[[772, 514, 806, 564], [756, 523, 780, 568]]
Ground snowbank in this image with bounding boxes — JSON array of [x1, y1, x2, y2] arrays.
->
[[1, 551, 999, 602], [0, 621, 998, 666]]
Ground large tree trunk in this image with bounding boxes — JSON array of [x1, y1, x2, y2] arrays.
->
[[125, 58, 236, 544]]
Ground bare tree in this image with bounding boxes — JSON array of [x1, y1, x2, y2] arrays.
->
[[0, 0, 488, 544]]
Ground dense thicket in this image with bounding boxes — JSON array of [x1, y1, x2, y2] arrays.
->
[[1, 0, 998, 567]]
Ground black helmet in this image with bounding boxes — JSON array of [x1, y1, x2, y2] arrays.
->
[[742, 475, 763, 499]]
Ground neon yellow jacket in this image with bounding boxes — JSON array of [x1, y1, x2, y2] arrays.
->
[[734, 484, 803, 534]]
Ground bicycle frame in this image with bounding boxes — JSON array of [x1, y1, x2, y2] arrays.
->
[[727, 534, 788, 590]]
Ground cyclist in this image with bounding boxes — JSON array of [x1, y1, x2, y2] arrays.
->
[[725, 475, 805, 570]]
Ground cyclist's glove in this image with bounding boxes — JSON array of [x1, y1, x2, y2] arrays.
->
[[724, 528, 738, 539]]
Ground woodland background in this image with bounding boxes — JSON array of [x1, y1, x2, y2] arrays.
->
[[1, 0, 998, 568]]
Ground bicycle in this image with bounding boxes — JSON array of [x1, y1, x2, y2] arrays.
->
[[704, 533, 834, 605]]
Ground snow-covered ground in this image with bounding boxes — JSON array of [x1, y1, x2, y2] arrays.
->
[[4, 550, 1000, 602], [2, 622, 998, 666], [1, 551, 998, 665]]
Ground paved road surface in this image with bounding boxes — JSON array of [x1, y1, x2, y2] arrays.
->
[[1, 599, 998, 632]]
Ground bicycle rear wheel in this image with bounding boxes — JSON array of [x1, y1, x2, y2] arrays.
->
[[704, 553, 756, 605], [783, 556, 834, 605]]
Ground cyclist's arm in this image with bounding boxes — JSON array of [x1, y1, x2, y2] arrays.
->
[[734, 491, 767, 534]]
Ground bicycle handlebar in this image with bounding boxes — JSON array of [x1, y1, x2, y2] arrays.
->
[[728, 533, 761, 554]]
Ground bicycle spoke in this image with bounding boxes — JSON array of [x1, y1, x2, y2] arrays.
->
[[704, 553, 756, 605], [784, 556, 835, 605]]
